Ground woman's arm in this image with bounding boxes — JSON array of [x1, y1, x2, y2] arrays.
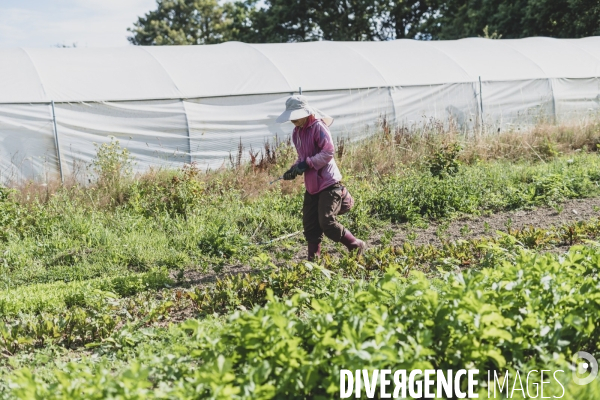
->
[[293, 129, 303, 166], [306, 124, 335, 170]]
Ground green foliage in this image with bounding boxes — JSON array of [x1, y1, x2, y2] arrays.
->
[[6, 243, 600, 399], [128, 0, 599, 45], [0, 291, 120, 353], [188, 261, 338, 315], [185, 246, 598, 397], [0, 269, 172, 318], [197, 224, 249, 258], [127, 0, 240, 45], [372, 155, 600, 223], [1, 154, 600, 289], [426, 142, 462, 177], [185, 217, 600, 316], [5, 131, 600, 398], [127, 162, 206, 218], [92, 137, 133, 188], [435, 0, 600, 40]]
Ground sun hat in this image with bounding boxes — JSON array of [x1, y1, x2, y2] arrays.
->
[[276, 95, 334, 126]]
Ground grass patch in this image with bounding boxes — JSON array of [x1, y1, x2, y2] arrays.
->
[[1, 120, 600, 289]]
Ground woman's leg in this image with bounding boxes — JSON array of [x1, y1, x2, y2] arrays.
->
[[317, 187, 345, 242], [318, 186, 365, 255], [302, 190, 323, 260]]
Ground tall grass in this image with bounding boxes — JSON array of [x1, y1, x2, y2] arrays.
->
[[10, 118, 600, 204], [0, 119, 599, 289]]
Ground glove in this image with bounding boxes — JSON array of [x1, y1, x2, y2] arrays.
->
[[296, 161, 308, 174], [283, 167, 298, 180]]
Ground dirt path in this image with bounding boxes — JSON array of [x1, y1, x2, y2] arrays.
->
[[313, 196, 600, 260], [384, 196, 600, 248], [178, 197, 600, 285], [160, 197, 600, 325]]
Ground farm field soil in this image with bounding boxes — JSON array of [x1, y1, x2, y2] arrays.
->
[[3, 221, 600, 399], [385, 195, 600, 247], [178, 196, 600, 285]]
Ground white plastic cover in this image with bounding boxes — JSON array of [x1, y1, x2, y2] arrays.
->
[[0, 37, 599, 184], [0, 104, 59, 183], [3, 37, 599, 103], [53, 100, 190, 179], [553, 78, 600, 123], [391, 83, 479, 130]]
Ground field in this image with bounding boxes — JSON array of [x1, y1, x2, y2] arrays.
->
[[1, 120, 600, 399]]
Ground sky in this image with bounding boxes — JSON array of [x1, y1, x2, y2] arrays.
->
[[0, 0, 158, 48]]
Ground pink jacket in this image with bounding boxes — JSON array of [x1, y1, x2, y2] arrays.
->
[[292, 118, 342, 195]]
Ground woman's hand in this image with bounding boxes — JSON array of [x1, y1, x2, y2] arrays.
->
[[296, 161, 308, 174], [283, 167, 298, 180], [283, 161, 309, 180]]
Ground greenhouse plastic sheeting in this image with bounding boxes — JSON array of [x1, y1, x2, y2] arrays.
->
[[0, 104, 59, 183], [391, 83, 479, 130], [480, 79, 555, 129], [53, 100, 190, 179], [0, 37, 599, 184], [184, 88, 393, 170], [553, 78, 600, 123]]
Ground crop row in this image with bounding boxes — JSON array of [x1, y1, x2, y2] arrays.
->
[[191, 217, 600, 315], [5, 241, 600, 399], [5, 214, 590, 322], [0, 284, 184, 356], [0, 268, 172, 317], [3, 217, 599, 358]]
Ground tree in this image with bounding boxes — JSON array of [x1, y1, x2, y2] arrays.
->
[[245, 0, 438, 42], [522, 0, 600, 38], [127, 0, 235, 45], [238, 0, 320, 42], [312, 0, 379, 41], [220, 0, 260, 43], [128, 0, 600, 46], [128, 0, 439, 45], [430, 0, 522, 40], [433, 0, 600, 39], [375, 0, 440, 40]]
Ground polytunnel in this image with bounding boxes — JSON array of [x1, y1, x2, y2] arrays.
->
[[0, 37, 599, 184]]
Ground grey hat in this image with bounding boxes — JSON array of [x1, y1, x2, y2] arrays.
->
[[276, 95, 334, 126]]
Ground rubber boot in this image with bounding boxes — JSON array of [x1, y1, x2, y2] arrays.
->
[[339, 229, 366, 256], [307, 242, 321, 261]]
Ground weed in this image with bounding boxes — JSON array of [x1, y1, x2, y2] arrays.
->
[[379, 229, 395, 246], [552, 202, 565, 214], [460, 224, 472, 236], [427, 142, 462, 177], [436, 220, 451, 242], [483, 221, 491, 234], [90, 137, 134, 205]]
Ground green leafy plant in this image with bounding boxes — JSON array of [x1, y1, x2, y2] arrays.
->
[[92, 137, 134, 189], [427, 142, 462, 178]]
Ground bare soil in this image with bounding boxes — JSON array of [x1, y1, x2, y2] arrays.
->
[[309, 197, 600, 260], [175, 197, 600, 284], [171, 263, 254, 288], [384, 196, 600, 248], [163, 197, 600, 324]]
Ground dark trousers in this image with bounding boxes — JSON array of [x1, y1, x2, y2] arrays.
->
[[302, 184, 345, 244]]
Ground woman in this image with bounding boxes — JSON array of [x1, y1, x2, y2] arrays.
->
[[276, 95, 366, 261]]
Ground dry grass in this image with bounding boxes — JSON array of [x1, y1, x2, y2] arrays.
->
[[337, 117, 600, 177], [8, 118, 600, 206], [461, 120, 600, 164]]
